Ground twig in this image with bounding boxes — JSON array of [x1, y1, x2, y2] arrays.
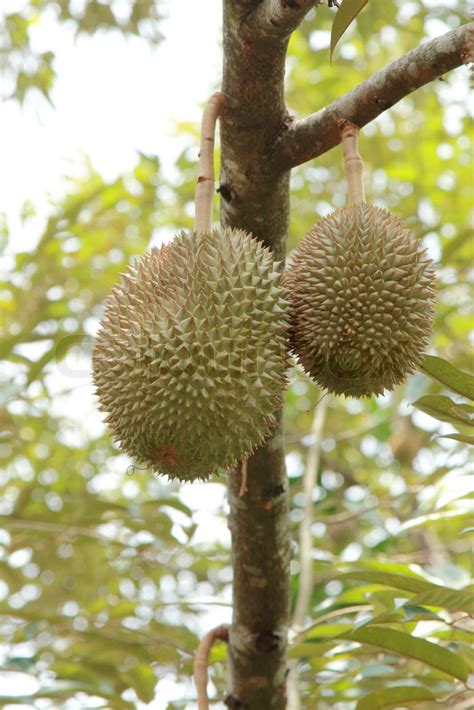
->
[[193, 624, 229, 710], [286, 667, 302, 710], [288, 397, 328, 710], [292, 396, 329, 632], [238, 458, 248, 497], [339, 120, 365, 206], [195, 92, 225, 233]]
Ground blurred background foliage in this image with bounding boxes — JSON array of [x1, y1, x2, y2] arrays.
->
[[0, 0, 472, 708]]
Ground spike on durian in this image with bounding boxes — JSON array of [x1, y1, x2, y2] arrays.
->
[[285, 121, 437, 397]]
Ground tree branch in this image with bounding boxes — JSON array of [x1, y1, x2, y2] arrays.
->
[[287, 395, 328, 710], [274, 23, 472, 170], [292, 396, 328, 630], [241, 0, 317, 41]]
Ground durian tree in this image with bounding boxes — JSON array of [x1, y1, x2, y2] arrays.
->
[[0, 2, 473, 709]]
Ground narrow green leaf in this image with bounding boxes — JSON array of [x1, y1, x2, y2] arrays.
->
[[337, 570, 438, 595], [412, 394, 474, 428], [438, 432, 474, 445], [356, 685, 435, 709], [406, 588, 473, 614], [330, 0, 368, 62], [289, 640, 337, 658], [421, 355, 474, 400], [305, 623, 354, 640], [108, 601, 137, 619], [344, 627, 469, 681], [400, 510, 473, 531]]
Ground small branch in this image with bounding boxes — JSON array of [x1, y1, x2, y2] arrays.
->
[[275, 23, 472, 170], [194, 624, 230, 710], [288, 396, 328, 710], [195, 92, 225, 233], [241, 1, 317, 42], [339, 120, 365, 205], [292, 396, 328, 631]]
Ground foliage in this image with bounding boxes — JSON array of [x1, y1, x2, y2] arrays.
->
[[413, 356, 474, 444], [0, 1, 472, 707]]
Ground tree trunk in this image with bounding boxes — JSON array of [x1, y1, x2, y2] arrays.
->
[[220, 2, 291, 707]]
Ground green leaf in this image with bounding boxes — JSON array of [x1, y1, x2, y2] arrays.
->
[[412, 395, 474, 428], [337, 570, 438, 595], [400, 510, 474, 531], [406, 588, 473, 614], [421, 355, 474, 400], [289, 640, 347, 659], [123, 664, 157, 704], [108, 601, 137, 619], [330, 0, 369, 62], [438, 433, 474, 445], [303, 623, 354, 641], [356, 685, 436, 709], [344, 627, 469, 681]]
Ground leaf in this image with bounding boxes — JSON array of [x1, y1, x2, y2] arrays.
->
[[412, 395, 474, 428], [406, 588, 473, 614], [438, 433, 474, 445], [400, 510, 473, 531], [122, 664, 157, 704], [108, 601, 137, 619], [303, 623, 354, 641], [330, 0, 369, 62], [421, 355, 474, 400], [344, 627, 469, 681], [337, 570, 438, 595], [289, 639, 348, 659], [356, 685, 436, 709]]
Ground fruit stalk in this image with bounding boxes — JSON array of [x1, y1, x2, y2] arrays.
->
[[339, 120, 366, 206], [195, 92, 225, 233]]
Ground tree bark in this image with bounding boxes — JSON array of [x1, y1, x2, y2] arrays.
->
[[220, 2, 293, 707]]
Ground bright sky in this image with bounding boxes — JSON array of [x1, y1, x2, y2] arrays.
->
[[0, 0, 222, 251]]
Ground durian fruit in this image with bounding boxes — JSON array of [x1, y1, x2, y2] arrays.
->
[[285, 122, 437, 397], [93, 228, 288, 481], [92, 93, 288, 480]]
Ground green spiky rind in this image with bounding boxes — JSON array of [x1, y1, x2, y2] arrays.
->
[[93, 228, 289, 481], [284, 203, 437, 397]]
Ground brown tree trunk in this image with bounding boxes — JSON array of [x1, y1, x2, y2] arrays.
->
[[220, 2, 292, 707]]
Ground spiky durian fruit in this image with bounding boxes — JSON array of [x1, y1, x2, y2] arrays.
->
[[93, 228, 288, 481], [285, 203, 437, 397]]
